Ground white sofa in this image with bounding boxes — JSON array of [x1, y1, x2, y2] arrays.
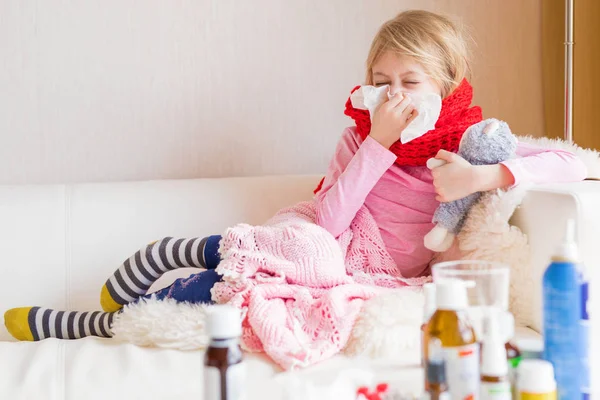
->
[[0, 175, 598, 399]]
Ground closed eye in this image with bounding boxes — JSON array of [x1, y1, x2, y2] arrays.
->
[[374, 82, 390, 87]]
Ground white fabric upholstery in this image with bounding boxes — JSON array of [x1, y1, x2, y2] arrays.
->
[[511, 181, 600, 333], [0, 328, 545, 400], [0, 175, 317, 337], [0, 176, 598, 398], [0, 337, 423, 400]]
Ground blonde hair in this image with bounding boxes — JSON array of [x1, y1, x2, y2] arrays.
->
[[366, 10, 471, 98]]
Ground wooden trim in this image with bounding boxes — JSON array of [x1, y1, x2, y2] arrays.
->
[[542, 0, 600, 149], [541, 0, 565, 140], [573, 0, 600, 150]]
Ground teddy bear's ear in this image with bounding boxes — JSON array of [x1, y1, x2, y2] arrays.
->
[[483, 120, 500, 135]]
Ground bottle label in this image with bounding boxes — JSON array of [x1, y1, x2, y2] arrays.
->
[[442, 343, 479, 400], [480, 381, 511, 400], [580, 280, 590, 400], [519, 390, 557, 400], [543, 283, 581, 399], [204, 362, 247, 400]]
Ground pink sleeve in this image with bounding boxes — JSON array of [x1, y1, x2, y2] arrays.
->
[[315, 127, 397, 237], [500, 141, 587, 186]]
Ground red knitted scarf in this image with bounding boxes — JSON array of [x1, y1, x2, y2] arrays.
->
[[314, 79, 482, 194]]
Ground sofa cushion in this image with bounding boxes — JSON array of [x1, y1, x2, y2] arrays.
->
[[0, 328, 540, 399]]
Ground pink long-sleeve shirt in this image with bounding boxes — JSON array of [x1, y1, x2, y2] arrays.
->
[[315, 127, 587, 278]]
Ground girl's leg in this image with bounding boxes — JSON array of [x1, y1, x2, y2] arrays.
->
[[100, 235, 222, 312], [147, 269, 222, 304], [3, 269, 222, 341]]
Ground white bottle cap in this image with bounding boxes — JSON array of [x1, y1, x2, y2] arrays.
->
[[480, 311, 508, 377], [435, 279, 471, 310], [553, 218, 579, 262], [423, 283, 436, 323], [518, 359, 557, 394], [207, 305, 242, 339]]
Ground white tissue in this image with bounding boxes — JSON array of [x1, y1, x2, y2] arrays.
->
[[350, 85, 392, 115], [350, 85, 442, 144]]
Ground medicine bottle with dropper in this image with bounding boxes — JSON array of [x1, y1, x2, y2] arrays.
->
[[424, 279, 479, 399]]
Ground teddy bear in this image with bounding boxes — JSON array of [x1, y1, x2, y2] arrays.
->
[[424, 118, 518, 252]]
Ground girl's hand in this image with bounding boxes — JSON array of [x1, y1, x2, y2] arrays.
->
[[430, 150, 515, 202], [430, 150, 477, 202], [369, 92, 419, 149]]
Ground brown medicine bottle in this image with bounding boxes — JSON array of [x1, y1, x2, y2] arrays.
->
[[204, 305, 246, 400], [423, 280, 479, 400]]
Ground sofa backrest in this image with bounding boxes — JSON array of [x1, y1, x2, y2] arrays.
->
[[0, 175, 319, 341]]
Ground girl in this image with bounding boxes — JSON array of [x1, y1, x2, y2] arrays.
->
[[4, 10, 586, 341]]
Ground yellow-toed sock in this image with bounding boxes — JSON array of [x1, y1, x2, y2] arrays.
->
[[100, 284, 124, 312], [5, 306, 114, 341], [4, 307, 34, 341]]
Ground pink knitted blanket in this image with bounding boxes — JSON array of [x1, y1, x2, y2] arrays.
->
[[212, 201, 429, 370]]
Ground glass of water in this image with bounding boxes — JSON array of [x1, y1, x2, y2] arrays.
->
[[431, 260, 511, 340]]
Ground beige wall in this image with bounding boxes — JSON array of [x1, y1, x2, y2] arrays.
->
[[0, 0, 543, 185]]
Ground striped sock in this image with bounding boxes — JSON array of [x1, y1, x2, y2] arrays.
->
[[100, 235, 221, 312], [4, 307, 114, 341]]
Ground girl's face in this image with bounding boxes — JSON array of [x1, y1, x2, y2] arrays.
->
[[371, 51, 442, 97]]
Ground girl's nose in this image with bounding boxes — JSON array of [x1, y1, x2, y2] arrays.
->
[[388, 83, 402, 97]]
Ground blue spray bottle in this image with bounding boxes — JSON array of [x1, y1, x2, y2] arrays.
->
[[578, 235, 590, 400], [542, 219, 582, 400]]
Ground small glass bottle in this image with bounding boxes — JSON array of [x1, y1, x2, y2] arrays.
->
[[501, 311, 521, 397], [424, 280, 479, 400], [506, 342, 521, 369], [204, 305, 246, 400], [423, 337, 450, 400]]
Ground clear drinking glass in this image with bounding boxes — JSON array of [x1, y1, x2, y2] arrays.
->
[[431, 260, 511, 339]]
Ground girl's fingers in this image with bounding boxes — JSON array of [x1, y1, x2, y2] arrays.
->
[[404, 106, 419, 124], [393, 95, 412, 114]]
